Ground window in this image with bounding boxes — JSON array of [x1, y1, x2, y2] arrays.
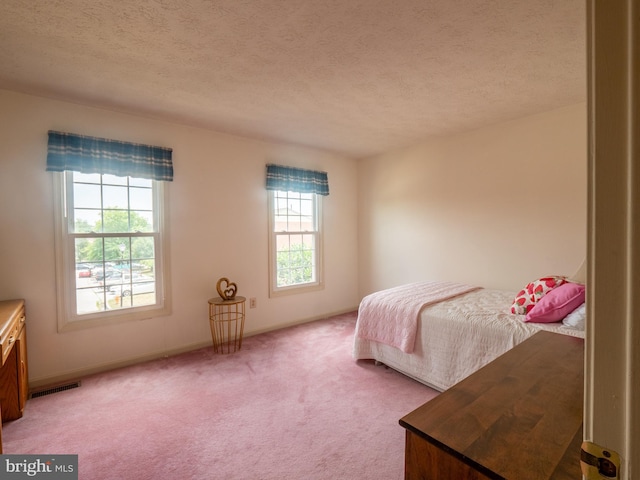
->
[[47, 131, 172, 331], [268, 190, 323, 295], [53, 171, 170, 330], [265, 164, 329, 296]]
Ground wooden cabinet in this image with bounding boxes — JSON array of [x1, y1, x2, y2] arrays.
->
[[0, 299, 29, 453], [17, 319, 28, 415], [400, 331, 584, 480]]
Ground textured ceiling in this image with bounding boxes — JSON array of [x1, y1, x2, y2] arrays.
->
[[0, 0, 585, 158]]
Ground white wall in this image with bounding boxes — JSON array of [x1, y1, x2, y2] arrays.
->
[[0, 90, 587, 386], [0, 90, 359, 386], [358, 103, 587, 296]]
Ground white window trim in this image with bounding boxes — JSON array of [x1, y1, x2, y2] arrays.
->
[[53, 172, 172, 332], [267, 190, 324, 297]]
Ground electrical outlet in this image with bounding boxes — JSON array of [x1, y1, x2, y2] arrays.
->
[[581, 441, 620, 479], [249, 297, 257, 308]]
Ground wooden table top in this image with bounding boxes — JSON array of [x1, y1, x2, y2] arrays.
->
[[400, 331, 584, 480], [0, 299, 24, 320], [208, 296, 246, 305]]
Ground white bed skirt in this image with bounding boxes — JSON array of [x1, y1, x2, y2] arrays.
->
[[352, 289, 584, 391]]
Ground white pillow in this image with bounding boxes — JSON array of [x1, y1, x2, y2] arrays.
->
[[562, 302, 586, 330]]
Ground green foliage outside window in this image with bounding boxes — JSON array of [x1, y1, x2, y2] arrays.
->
[[74, 210, 154, 266], [276, 243, 314, 287]]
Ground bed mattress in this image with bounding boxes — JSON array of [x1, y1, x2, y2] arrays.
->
[[352, 288, 584, 391]]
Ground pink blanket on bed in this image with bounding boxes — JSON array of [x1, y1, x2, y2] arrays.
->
[[354, 281, 480, 353]]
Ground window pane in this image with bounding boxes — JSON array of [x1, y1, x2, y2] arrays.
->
[[129, 177, 152, 188], [76, 284, 107, 315], [74, 209, 101, 233], [72, 234, 157, 315], [75, 237, 104, 264], [288, 233, 303, 247], [74, 236, 109, 315], [272, 191, 317, 233], [131, 236, 155, 262], [130, 186, 152, 211], [101, 237, 129, 263], [103, 185, 129, 210], [102, 174, 127, 186], [274, 215, 287, 231], [288, 196, 301, 213], [102, 209, 131, 233], [103, 237, 156, 310], [71, 174, 156, 234], [299, 198, 311, 215], [59, 171, 168, 325], [106, 271, 156, 310], [270, 190, 320, 291], [289, 212, 302, 231], [74, 183, 102, 209], [131, 210, 154, 232], [275, 232, 316, 287], [73, 172, 100, 184]]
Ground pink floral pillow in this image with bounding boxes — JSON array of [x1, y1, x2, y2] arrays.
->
[[510, 276, 568, 315]]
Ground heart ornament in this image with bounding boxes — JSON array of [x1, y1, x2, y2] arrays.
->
[[216, 277, 238, 300]]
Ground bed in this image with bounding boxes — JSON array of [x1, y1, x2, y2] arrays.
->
[[352, 281, 585, 391]]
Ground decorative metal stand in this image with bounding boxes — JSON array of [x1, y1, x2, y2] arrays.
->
[[208, 296, 246, 354]]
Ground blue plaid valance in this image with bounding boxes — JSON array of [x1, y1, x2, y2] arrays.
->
[[46, 131, 173, 181], [265, 164, 329, 196]]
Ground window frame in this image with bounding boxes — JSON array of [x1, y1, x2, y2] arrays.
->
[[53, 171, 171, 332], [267, 190, 324, 297]]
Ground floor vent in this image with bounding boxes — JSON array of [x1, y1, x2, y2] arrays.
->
[[29, 381, 82, 399]]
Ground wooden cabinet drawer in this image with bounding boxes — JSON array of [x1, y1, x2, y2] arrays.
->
[[0, 299, 28, 453], [0, 306, 23, 366]]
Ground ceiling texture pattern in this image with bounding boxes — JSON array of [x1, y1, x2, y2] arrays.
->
[[0, 0, 585, 158]]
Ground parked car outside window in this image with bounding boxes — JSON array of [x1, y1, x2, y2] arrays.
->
[[94, 268, 122, 283], [76, 264, 92, 278], [107, 273, 155, 297]]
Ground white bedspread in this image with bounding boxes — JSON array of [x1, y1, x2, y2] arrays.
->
[[353, 288, 585, 391], [354, 281, 480, 353]]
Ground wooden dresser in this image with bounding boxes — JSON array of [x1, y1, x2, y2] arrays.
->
[[0, 299, 29, 453], [400, 331, 583, 480]]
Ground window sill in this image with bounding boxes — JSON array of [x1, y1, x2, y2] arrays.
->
[[57, 303, 171, 332], [269, 282, 324, 298]]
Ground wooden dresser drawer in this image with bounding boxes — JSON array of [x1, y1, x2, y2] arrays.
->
[[0, 304, 23, 367], [0, 299, 28, 453]]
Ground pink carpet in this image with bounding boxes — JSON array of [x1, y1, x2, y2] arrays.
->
[[3, 312, 439, 479]]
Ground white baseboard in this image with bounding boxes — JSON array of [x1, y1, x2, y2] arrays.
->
[[28, 340, 211, 390], [243, 306, 358, 337], [28, 306, 358, 390]]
